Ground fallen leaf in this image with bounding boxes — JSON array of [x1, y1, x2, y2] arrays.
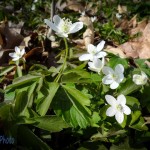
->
[[24, 47, 43, 60], [143, 117, 150, 126], [79, 16, 94, 48], [105, 45, 127, 58], [66, 0, 84, 12], [117, 5, 127, 14], [119, 42, 139, 58], [56, 0, 67, 12], [0, 21, 24, 49]]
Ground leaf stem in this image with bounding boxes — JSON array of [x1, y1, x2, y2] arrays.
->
[[55, 38, 68, 82]]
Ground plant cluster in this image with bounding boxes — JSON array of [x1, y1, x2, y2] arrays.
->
[[0, 1, 150, 150]]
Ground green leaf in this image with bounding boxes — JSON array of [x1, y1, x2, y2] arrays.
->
[[126, 96, 140, 109], [0, 103, 12, 121], [6, 74, 41, 90], [0, 66, 15, 76], [130, 111, 141, 125], [62, 84, 91, 106], [118, 79, 140, 95], [108, 56, 128, 68], [52, 86, 91, 128], [62, 69, 91, 83], [37, 82, 59, 116], [14, 91, 29, 116], [33, 116, 70, 132], [18, 125, 51, 150], [130, 117, 148, 131], [26, 82, 37, 107]]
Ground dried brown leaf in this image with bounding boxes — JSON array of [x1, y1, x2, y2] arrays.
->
[[117, 5, 127, 14], [119, 42, 139, 58], [0, 21, 23, 49], [143, 117, 150, 126], [105, 45, 127, 58], [66, 0, 84, 12], [79, 16, 94, 48]]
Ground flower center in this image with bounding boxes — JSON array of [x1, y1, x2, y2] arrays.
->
[[137, 76, 146, 84], [61, 18, 72, 33], [116, 104, 124, 112], [111, 73, 118, 80]]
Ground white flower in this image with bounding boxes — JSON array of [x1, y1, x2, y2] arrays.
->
[[9, 46, 25, 61], [116, 13, 122, 19], [44, 15, 83, 38], [91, 16, 97, 22], [133, 71, 148, 85], [105, 94, 131, 124], [102, 64, 124, 89], [88, 57, 105, 74], [79, 41, 107, 61]]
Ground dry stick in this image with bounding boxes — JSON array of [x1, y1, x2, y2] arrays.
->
[[47, 0, 56, 67]]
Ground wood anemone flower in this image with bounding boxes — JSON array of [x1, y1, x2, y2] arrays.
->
[[44, 15, 83, 38], [105, 94, 131, 124], [133, 71, 148, 85], [9, 46, 25, 61], [102, 64, 124, 89], [79, 40, 107, 61]]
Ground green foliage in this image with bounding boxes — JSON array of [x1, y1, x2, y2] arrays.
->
[[0, 0, 150, 149]]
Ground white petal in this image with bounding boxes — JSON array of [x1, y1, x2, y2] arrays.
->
[[105, 95, 117, 107], [20, 49, 25, 56], [15, 47, 20, 53], [115, 64, 124, 74], [9, 52, 16, 58], [88, 66, 99, 73], [117, 94, 126, 105], [106, 107, 116, 117], [102, 75, 114, 84], [56, 32, 68, 38], [141, 71, 147, 78], [123, 105, 131, 115], [69, 22, 83, 34], [12, 56, 20, 61], [116, 73, 124, 83], [88, 62, 95, 68], [88, 61, 101, 73], [87, 44, 96, 54], [93, 58, 102, 68], [102, 66, 114, 75], [96, 40, 105, 52], [53, 15, 62, 26], [79, 54, 93, 61], [115, 111, 124, 124], [96, 52, 107, 58], [133, 74, 143, 85], [110, 81, 119, 89], [44, 19, 59, 32]]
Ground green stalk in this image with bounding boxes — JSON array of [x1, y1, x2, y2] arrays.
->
[[55, 38, 68, 82], [16, 65, 22, 77]]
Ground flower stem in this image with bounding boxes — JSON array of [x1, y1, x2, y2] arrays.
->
[[55, 38, 68, 82], [16, 65, 22, 77]]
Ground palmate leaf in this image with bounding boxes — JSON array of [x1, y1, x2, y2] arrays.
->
[[0, 103, 12, 121], [32, 115, 70, 132], [0, 65, 15, 76], [13, 91, 29, 116], [61, 69, 91, 83], [118, 79, 140, 95], [36, 82, 59, 116], [52, 85, 91, 128], [6, 74, 41, 90]]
